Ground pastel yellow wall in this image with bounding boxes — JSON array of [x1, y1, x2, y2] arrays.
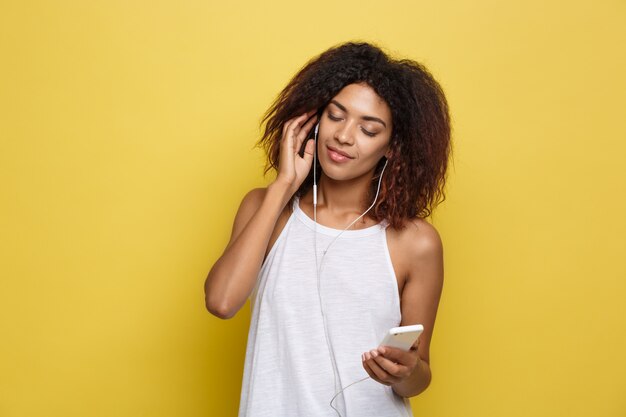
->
[[1, 0, 624, 416]]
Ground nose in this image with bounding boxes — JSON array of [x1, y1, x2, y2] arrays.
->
[[334, 120, 355, 145]]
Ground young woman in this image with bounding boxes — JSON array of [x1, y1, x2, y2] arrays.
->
[[205, 41, 451, 417]]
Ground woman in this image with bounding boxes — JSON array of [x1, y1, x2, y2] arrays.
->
[[205, 41, 451, 417]]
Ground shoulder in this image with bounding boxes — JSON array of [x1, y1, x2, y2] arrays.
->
[[235, 186, 294, 228], [241, 187, 267, 207], [388, 217, 444, 285], [232, 187, 268, 225], [235, 187, 294, 258], [391, 218, 444, 366], [390, 217, 443, 259], [403, 219, 443, 300], [225, 187, 269, 251], [403, 218, 443, 261], [236, 186, 280, 219], [239, 187, 294, 214]]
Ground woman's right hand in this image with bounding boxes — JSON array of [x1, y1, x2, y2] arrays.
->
[[274, 110, 318, 194]]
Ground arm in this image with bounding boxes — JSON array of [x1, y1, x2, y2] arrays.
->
[[204, 110, 318, 319], [204, 183, 291, 319], [362, 220, 444, 397]]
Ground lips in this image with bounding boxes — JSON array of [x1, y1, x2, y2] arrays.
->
[[326, 146, 354, 159]]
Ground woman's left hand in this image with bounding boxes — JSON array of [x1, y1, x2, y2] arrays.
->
[[361, 343, 420, 386]]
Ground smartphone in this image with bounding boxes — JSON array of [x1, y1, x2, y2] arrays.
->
[[378, 324, 424, 351]]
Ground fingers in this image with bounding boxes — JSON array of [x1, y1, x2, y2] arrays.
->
[[362, 358, 388, 385], [380, 352, 414, 379], [362, 352, 398, 385], [282, 110, 316, 148], [281, 114, 304, 153], [362, 348, 415, 386], [377, 346, 416, 367], [301, 138, 315, 162], [276, 110, 318, 190], [295, 113, 318, 154]]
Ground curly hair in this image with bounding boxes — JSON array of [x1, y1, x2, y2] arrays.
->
[[257, 41, 452, 229]]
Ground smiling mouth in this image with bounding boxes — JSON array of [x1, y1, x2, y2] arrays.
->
[[326, 145, 354, 159], [326, 146, 354, 163]]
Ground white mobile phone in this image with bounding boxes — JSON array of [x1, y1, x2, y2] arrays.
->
[[379, 324, 424, 351]]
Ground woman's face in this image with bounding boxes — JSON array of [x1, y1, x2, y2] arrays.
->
[[317, 82, 393, 181]]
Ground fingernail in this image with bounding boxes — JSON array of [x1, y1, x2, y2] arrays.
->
[[378, 347, 386, 355], [361, 353, 365, 361], [365, 352, 371, 360], [370, 350, 378, 358]]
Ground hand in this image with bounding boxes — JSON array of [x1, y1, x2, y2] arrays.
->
[[274, 110, 318, 194], [361, 341, 421, 386]]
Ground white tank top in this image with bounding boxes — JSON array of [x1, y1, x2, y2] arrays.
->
[[238, 196, 413, 417]]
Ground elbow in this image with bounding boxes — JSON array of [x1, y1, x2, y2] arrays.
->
[[205, 294, 238, 320], [204, 270, 243, 319], [208, 306, 236, 320], [421, 373, 432, 394]]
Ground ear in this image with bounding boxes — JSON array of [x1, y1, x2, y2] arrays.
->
[[384, 142, 393, 160]]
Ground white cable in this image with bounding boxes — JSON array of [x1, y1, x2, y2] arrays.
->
[[311, 123, 389, 416]]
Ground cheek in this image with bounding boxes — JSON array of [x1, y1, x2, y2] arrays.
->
[[360, 141, 390, 160]]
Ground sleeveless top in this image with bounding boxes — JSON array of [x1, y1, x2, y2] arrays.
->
[[238, 196, 414, 417]]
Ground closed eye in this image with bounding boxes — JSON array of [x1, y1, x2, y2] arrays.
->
[[328, 113, 377, 137]]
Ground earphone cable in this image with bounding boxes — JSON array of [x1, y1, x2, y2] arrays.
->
[[311, 123, 389, 416]]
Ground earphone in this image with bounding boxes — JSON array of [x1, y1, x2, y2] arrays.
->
[[310, 120, 389, 416]]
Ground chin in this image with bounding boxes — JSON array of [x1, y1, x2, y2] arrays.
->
[[318, 159, 364, 182]]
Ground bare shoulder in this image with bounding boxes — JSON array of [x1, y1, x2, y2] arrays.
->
[[393, 217, 445, 365], [230, 186, 293, 259], [241, 187, 267, 208], [233, 187, 269, 229], [224, 187, 268, 252], [402, 218, 443, 261], [388, 217, 443, 257], [386, 217, 444, 291], [236, 186, 290, 223]]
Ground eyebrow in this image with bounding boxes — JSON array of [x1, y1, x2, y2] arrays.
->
[[329, 100, 388, 128]]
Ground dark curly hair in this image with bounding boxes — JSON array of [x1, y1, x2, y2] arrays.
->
[[257, 41, 453, 229]]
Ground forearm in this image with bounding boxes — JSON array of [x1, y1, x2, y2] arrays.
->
[[205, 181, 292, 317], [391, 357, 431, 398]]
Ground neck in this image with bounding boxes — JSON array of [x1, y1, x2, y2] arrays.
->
[[311, 167, 379, 218]]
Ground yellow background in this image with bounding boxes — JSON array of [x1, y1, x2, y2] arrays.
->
[[1, 1, 625, 416]]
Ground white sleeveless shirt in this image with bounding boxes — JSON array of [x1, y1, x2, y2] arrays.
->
[[238, 196, 413, 417]]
